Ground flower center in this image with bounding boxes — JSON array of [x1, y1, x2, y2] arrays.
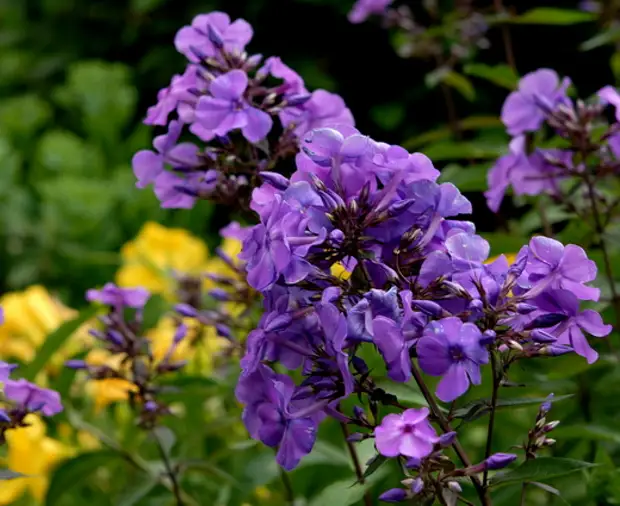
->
[[402, 424, 415, 434], [448, 345, 465, 362]]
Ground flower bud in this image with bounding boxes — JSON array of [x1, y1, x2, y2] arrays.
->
[[259, 171, 290, 190], [525, 313, 567, 330], [484, 453, 517, 470], [412, 300, 444, 317], [530, 329, 557, 343], [438, 431, 457, 447], [544, 420, 560, 432], [543, 438, 556, 446], [207, 25, 224, 48], [173, 324, 187, 344], [65, 360, 88, 370], [208, 288, 231, 302], [352, 356, 369, 375], [447, 481, 462, 493], [405, 457, 421, 469], [346, 432, 365, 442], [264, 313, 292, 333], [507, 339, 524, 351], [516, 303, 538, 315], [175, 303, 198, 317], [286, 94, 312, 107], [411, 477, 424, 494], [480, 330, 496, 345], [216, 324, 232, 339], [379, 488, 407, 503]]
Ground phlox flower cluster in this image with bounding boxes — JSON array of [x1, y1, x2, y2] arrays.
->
[[133, 11, 353, 210], [233, 118, 610, 485], [487, 68, 620, 212]]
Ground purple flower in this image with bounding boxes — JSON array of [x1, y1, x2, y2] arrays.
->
[[348, 0, 393, 24], [520, 236, 600, 301], [374, 408, 439, 458], [174, 12, 253, 62], [348, 288, 400, 341], [0, 361, 16, 382], [195, 70, 273, 143], [86, 283, 150, 309], [372, 145, 440, 185], [372, 316, 413, 382], [501, 69, 570, 136], [4, 379, 63, 416], [417, 317, 489, 402], [485, 136, 527, 212], [258, 57, 307, 96], [236, 365, 318, 470], [132, 121, 201, 189], [598, 85, 620, 121]]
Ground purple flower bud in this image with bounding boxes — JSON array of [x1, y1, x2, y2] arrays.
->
[[412, 300, 444, 317], [264, 313, 292, 333], [516, 303, 538, 315], [144, 400, 158, 412], [525, 313, 568, 330], [65, 360, 88, 370], [379, 488, 407, 503], [480, 330, 496, 345], [411, 477, 424, 494], [286, 94, 312, 106], [508, 254, 527, 278], [353, 405, 366, 419], [106, 330, 125, 347], [346, 432, 365, 442], [0, 362, 17, 382], [484, 453, 517, 470], [175, 303, 198, 317], [0, 409, 10, 423], [540, 393, 554, 415], [216, 323, 232, 339], [438, 431, 457, 447], [405, 457, 421, 469], [207, 25, 224, 49], [88, 329, 105, 340], [259, 171, 290, 190], [208, 288, 231, 302], [530, 329, 557, 343], [352, 356, 369, 375], [174, 324, 188, 344], [329, 229, 345, 246], [541, 344, 573, 356], [469, 299, 484, 312]]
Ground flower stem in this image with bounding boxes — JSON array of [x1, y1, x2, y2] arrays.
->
[[409, 362, 489, 505], [279, 466, 295, 505], [153, 429, 184, 506], [483, 351, 500, 488], [340, 422, 372, 506]]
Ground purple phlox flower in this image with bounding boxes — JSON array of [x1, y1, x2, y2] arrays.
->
[[417, 317, 489, 402], [86, 283, 150, 309], [132, 120, 201, 189], [374, 408, 439, 458], [236, 364, 318, 471], [145, 65, 205, 126], [372, 145, 440, 185], [153, 170, 214, 209], [534, 289, 611, 364], [220, 221, 250, 243], [598, 85, 620, 122], [485, 135, 527, 212], [501, 69, 571, 135], [348, 0, 393, 24], [4, 379, 63, 416], [348, 287, 400, 341], [0, 361, 17, 382], [519, 236, 600, 301], [512, 149, 572, 199], [195, 70, 273, 143], [281, 90, 355, 138], [258, 56, 307, 96], [174, 12, 253, 62], [240, 196, 326, 291]]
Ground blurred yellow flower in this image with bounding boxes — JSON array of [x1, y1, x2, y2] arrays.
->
[[84, 349, 138, 412], [486, 253, 517, 265], [0, 415, 72, 505], [0, 286, 90, 378], [116, 222, 209, 298], [330, 262, 352, 280]]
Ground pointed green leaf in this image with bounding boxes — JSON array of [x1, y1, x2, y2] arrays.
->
[[22, 305, 98, 381], [151, 426, 176, 458], [116, 474, 159, 506], [464, 63, 518, 90], [361, 454, 388, 481], [504, 8, 596, 25], [490, 458, 597, 487]]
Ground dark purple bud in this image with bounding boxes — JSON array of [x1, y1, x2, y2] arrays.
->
[[543, 420, 560, 432], [525, 313, 567, 330], [352, 356, 369, 375], [405, 457, 421, 469], [530, 329, 557, 343], [438, 431, 457, 447], [259, 171, 290, 190], [175, 303, 198, 317], [379, 488, 407, 503], [411, 477, 424, 494], [541, 344, 573, 356], [88, 329, 105, 340], [264, 313, 292, 333], [468, 299, 484, 312], [480, 330, 496, 345], [158, 360, 188, 373], [353, 406, 366, 419], [208, 288, 231, 302], [106, 330, 125, 347], [346, 432, 365, 442], [329, 229, 345, 246], [0, 409, 11, 423], [207, 25, 224, 48], [216, 324, 232, 339], [173, 324, 188, 344], [144, 400, 158, 412], [507, 253, 527, 278], [412, 300, 444, 317], [516, 303, 538, 315], [540, 393, 554, 415], [484, 453, 517, 470], [65, 360, 88, 370], [286, 94, 312, 106]]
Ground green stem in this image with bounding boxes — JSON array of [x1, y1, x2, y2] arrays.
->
[[340, 422, 372, 506], [483, 351, 501, 489]]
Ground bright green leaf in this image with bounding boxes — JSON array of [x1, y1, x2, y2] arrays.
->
[[503, 8, 596, 25], [463, 63, 519, 90], [22, 306, 98, 381], [490, 457, 597, 487], [439, 163, 489, 192]]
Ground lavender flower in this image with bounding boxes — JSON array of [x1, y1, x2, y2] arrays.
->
[[348, 0, 393, 24], [374, 408, 439, 458], [86, 283, 150, 309], [4, 379, 63, 417]]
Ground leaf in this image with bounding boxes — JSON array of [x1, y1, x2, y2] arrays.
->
[[490, 458, 597, 487], [308, 469, 388, 506], [370, 103, 405, 131], [45, 450, 123, 505], [439, 163, 489, 192], [425, 68, 475, 101], [361, 454, 388, 481], [0, 469, 26, 480], [463, 63, 519, 90], [300, 440, 350, 468], [423, 140, 505, 161], [530, 482, 569, 503], [402, 116, 502, 149], [553, 424, 620, 444], [452, 394, 573, 421], [116, 475, 159, 506], [22, 305, 98, 381], [374, 379, 431, 408], [151, 426, 176, 458], [503, 8, 596, 25], [141, 294, 170, 331], [580, 27, 620, 51]]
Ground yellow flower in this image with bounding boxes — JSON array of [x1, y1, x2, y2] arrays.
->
[[0, 415, 72, 504], [485, 253, 517, 265], [330, 262, 352, 281], [0, 286, 90, 377], [83, 349, 138, 412], [116, 222, 209, 299]]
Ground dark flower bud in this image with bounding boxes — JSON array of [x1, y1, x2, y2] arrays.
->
[[438, 431, 457, 447], [106, 330, 125, 347], [208, 288, 232, 302], [175, 303, 198, 317], [539, 393, 554, 415], [286, 94, 312, 106], [525, 313, 567, 330], [352, 356, 369, 375], [484, 453, 517, 470], [412, 300, 444, 317], [480, 330, 496, 346], [507, 254, 527, 278], [411, 477, 424, 494], [405, 457, 421, 469], [157, 360, 188, 373], [88, 329, 105, 340], [173, 324, 188, 344], [516, 303, 538, 315], [264, 313, 292, 333], [65, 360, 88, 370], [353, 405, 366, 419], [346, 432, 365, 442], [379, 488, 407, 503], [216, 324, 232, 339], [0, 409, 11, 423], [469, 299, 484, 312], [530, 329, 557, 343], [259, 171, 290, 190], [144, 400, 158, 412], [541, 344, 573, 356]]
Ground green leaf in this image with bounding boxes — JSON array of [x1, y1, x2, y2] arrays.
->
[[0, 469, 26, 480], [34, 130, 104, 177], [580, 26, 620, 51], [490, 458, 597, 487], [553, 424, 620, 444], [452, 394, 573, 421], [22, 305, 98, 381], [370, 103, 405, 131], [151, 426, 176, 458], [439, 163, 489, 192], [45, 450, 123, 505], [402, 116, 502, 149], [423, 140, 505, 161], [463, 63, 519, 90], [503, 8, 596, 25], [308, 470, 387, 506], [426, 68, 475, 101], [116, 475, 159, 506], [0, 94, 52, 141], [142, 294, 170, 330], [361, 454, 388, 481], [300, 440, 350, 468]]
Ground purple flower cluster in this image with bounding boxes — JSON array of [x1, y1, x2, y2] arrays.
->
[[487, 68, 620, 212], [133, 11, 353, 210], [234, 121, 609, 472]]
